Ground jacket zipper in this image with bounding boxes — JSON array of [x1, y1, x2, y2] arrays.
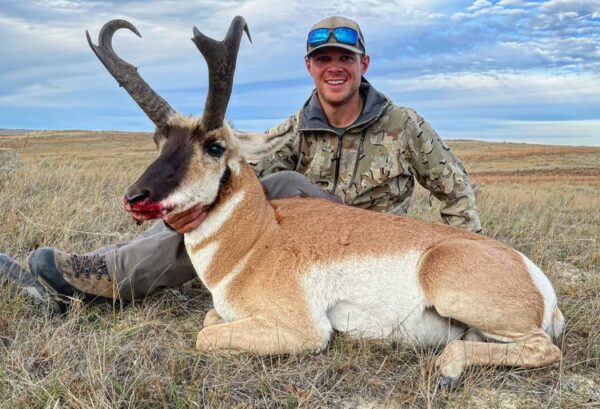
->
[[294, 132, 305, 172], [348, 127, 369, 188], [331, 132, 345, 193], [297, 118, 377, 194]]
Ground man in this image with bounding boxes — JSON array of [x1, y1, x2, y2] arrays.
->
[[0, 16, 481, 311]]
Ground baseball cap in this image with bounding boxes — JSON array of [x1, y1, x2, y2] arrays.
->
[[306, 16, 366, 56]]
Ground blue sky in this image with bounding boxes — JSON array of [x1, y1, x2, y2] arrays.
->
[[1, 0, 599, 145]]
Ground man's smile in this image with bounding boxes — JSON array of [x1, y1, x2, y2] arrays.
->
[[325, 79, 347, 88]]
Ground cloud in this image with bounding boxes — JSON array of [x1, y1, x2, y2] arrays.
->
[[468, 0, 492, 11], [497, 0, 539, 6], [377, 71, 600, 110], [539, 0, 600, 13]]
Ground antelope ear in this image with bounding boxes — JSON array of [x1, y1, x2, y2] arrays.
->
[[234, 130, 292, 161], [234, 119, 294, 160]]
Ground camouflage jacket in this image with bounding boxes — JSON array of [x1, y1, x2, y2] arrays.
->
[[253, 80, 481, 232]]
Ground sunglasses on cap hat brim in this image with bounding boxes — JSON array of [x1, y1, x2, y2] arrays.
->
[[307, 27, 365, 53]]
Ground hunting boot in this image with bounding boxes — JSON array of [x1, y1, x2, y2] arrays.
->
[[28, 248, 117, 300], [0, 253, 66, 313], [27, 222, 199, 301]]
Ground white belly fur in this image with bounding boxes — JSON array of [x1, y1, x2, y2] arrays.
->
[[302, 251, 465, 346]]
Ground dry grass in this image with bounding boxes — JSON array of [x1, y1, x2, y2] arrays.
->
[[1, 132, 599, 408]]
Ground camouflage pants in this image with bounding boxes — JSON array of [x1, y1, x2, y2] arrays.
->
[[97, 171, 342, 299]]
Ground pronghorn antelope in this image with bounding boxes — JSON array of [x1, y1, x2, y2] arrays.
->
[[87, 17, 564, 387]]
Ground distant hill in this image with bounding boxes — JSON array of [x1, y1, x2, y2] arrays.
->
[[0, 129, 33, 136]]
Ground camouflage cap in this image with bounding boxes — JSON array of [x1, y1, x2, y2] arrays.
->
[[306, 16, 366, 57]]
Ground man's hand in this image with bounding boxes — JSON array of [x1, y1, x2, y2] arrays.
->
[[164, 203, 208, 234]]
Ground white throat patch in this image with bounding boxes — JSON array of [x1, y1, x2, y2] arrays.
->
[[188, 241, 220, 286], [185, 190, 246, 245]]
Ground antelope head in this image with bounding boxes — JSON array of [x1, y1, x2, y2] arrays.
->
[[87, 17, 252, 222]]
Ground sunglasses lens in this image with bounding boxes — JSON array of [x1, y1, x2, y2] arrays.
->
[[334, 27, 358, 45], [308, 28, 331, 46]]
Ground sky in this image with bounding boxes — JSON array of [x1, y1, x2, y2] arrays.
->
[[0, 0, 599, 145]]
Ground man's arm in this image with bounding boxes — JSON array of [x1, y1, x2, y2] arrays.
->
[[403, 110, 482, 232]]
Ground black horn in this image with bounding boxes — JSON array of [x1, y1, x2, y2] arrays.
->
[[86, 19, 175, 127], [192, 16, 251, 132]]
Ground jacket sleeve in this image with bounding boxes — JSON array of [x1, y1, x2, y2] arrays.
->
[[403, 110, 482, 232], [250, 113, 301, 177]]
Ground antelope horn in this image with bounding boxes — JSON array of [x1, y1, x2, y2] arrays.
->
[[192, 16, 251, 132], [86, 19, 175, 128]]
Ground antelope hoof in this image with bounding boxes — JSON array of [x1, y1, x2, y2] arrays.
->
[[438, 375, 461, 391], [435, 341, 467, 382], [196, 329, 218, 352]]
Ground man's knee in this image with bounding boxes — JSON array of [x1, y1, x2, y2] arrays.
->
[[260, 171, 343, 204], [261, 171, 310, 199]]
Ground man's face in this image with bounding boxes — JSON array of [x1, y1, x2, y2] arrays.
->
[[305, 48, 370, 108]]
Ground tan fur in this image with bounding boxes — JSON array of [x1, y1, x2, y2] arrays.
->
[[418, 239, 545, 330], [188, 166, 276, 289], [197, 316, 317, 354], [203, 308, 225, 327]]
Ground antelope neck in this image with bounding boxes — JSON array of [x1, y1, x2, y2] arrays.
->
[[183, 162, 277, 289]]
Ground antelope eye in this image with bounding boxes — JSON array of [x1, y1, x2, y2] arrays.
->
[[206, 142, 226, 158]]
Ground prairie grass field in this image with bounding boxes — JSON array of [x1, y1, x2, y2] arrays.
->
[[1, 131, 599, 408]]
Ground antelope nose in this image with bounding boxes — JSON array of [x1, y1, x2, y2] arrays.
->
[[125, 189, 150, 204]]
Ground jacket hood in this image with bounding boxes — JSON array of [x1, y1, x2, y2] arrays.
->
[[298, 77, 390, 132]]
